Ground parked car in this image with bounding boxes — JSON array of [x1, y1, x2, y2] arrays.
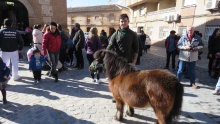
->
[[84, 32, 89, 39]]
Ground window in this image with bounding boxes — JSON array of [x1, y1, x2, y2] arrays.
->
[[139, 7, 145, 16], [178, 27, 187, 37], [133, 10, 137, 17], [204, 25, 220, 44], [146, 27, 153, 36], [95, 16, 99, 20], [109, 13, 114, 22], [159, 26, 169, 38], [71, 17, 75, 24], [183, 0, 196, 6], [87, 17, 90, 25]]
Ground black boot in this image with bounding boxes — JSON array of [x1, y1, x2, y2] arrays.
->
[[54, 74, 58, 82], [1, 89, 7, 104]]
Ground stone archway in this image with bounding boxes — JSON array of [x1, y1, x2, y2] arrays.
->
[[0, 0, 30, 27], [17, 0, 35, 26]]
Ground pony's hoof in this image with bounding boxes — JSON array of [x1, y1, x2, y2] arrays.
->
[[114, 115, 122, 121], [126, 110, 134, 117]]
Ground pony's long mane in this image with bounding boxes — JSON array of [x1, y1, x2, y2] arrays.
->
[[103, 50, 136, 80]]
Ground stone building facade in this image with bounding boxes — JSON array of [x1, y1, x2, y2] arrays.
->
[[0, 0, 67, 30], [67, 4, 130, 35], [126, 0, 220, 44]]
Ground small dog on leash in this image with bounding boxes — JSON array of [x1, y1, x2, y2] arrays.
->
[[89, 59, 104, 83]]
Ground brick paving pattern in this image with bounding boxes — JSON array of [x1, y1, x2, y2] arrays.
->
[[0, 46, 219, 124]]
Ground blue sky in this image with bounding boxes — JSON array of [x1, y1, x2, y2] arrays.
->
[[67, 0, 120, 7]]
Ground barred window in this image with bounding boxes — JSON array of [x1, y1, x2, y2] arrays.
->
[[204, 25, 220, 44], [109, 13, 114, 22], [139, 6, 145, 16], [159, 26, 169, 38], [146, 27, 153, 36], [183, 0, 196, 6]]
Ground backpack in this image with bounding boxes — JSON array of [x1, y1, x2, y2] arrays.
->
[[66, 39, 74, 49]]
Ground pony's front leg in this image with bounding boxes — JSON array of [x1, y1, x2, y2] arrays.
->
[[126, 105, 134, 116], [115, 100, 124, 121]]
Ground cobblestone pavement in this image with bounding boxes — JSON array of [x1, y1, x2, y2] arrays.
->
[[0, 46, 219, 124]]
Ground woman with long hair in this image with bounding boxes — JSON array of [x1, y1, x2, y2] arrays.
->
[[85, 27, 103, 65], [42, 22, 61, 82], [208, 28, 220, 78], [42, 24, 49, 34]]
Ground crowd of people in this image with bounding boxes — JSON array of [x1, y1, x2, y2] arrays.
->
[[0, 13, 220, 105]]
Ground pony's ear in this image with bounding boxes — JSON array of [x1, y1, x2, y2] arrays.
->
[[93, 50, 106, 59]]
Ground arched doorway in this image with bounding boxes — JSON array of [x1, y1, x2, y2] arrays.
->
[[0, 0, 29, 30]]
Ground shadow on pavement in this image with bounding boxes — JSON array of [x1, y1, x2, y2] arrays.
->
[[7, 75, 112, 100], [0, 101, 94, 124]]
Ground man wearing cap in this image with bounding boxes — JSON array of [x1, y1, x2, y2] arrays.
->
[[164, 30, 179, 70], [0, 18, 24, 81]]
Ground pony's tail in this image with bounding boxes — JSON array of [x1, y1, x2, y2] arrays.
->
[[170, 82, 184, 120]]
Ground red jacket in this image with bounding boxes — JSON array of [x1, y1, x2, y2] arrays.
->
[[42, 31, 61, 55], [165, 35, 179, 51]]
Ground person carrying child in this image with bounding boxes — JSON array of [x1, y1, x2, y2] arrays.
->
[[0, 57, 10, 104], [29, 49, 47, 84]]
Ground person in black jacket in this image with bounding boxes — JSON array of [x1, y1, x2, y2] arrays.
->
[[208, 28, 220, 78], [106, 14, 139, 103], [57, 24, 68, 71], [72, 23, 85, 69], [0, 18, 24, 81], [107, 14, 139, 65]]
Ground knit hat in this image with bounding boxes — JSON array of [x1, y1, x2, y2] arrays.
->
[[50, 22, 57, 27]]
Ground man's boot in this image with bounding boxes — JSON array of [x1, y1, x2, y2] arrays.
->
[[54, 74, 58, 82]]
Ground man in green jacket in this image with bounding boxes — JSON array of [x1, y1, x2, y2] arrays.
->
[[106, 14, 139, 102], [107, 14, 139, 66]]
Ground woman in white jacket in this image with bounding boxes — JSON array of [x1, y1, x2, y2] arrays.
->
[[32, 24, 43, 54]]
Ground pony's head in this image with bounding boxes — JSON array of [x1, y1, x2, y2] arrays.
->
[[93, 50, 107, 64], [94, 50, 136, 80]]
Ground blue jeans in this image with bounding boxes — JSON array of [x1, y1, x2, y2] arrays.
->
[[48, 50, 60, 75], [177, 60, 196, 85]]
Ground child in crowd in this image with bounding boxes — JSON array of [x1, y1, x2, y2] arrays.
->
[[89, 59, 104, 83], [0, 57, 10, 104], [29, 49, 47, 84]]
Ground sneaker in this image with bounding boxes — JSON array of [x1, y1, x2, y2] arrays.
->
[[91, 79, 96, 82], [3, 100, 7, 104], [96, 79, 100, 83], [34, 80, 37, 85], [13, 76, 21, 81], [212, 90, 220, 95], [192, 84, 199, 89]]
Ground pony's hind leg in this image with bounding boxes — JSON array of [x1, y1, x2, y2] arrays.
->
[[126, 105, 134, 116], [155, 111, 166, 124], [115, 100, 124, 121]]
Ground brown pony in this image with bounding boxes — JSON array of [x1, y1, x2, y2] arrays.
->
[[93, 50, 184, 124]]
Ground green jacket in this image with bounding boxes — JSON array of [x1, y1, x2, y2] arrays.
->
[[106, 27, 139, 62]]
